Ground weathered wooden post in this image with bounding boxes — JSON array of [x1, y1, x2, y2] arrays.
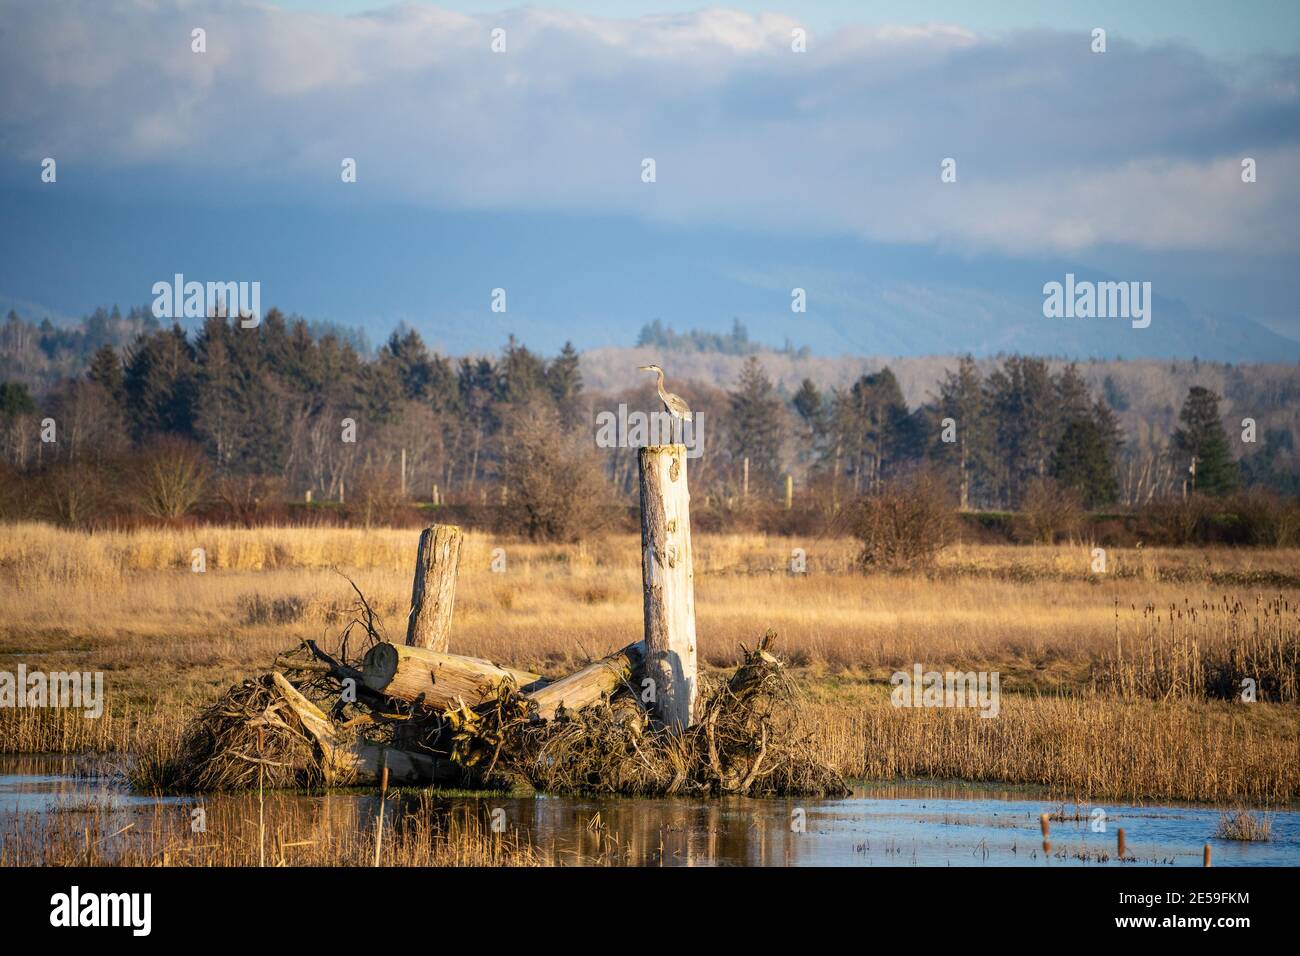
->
[[405, 525, 463, 652], [638, 444, 698, 730]]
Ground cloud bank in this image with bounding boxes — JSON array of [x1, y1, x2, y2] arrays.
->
[[1, 0, 1298, 256]]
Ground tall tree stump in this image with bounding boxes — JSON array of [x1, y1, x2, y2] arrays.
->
[[405, 525, 463, 652], [638, 444, 698, 729]]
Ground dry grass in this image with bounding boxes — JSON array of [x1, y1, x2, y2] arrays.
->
[[0, 785, 542, 867], [3, 523, 1297, 689], [1, 522, 1297, 804], [1214, 809, 1273, 842], [806, 688, 1299, 804], [1097, 595, 1298, 703]]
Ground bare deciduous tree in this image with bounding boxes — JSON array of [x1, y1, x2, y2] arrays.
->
[[132, 437, 209, 519], [500, 402, 611, 542]]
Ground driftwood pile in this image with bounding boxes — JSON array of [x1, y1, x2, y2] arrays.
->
[[160, 618, 845, 797], [158, 512, 844, 798]]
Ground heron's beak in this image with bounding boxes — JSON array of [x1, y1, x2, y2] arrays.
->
[[637, 365, 653, 371]]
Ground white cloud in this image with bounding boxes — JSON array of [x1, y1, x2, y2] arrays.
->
[[1, 0, 1296, 255]]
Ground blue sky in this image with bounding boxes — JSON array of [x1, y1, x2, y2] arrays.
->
[[268, 1, 1300, 59], [1, 1, 1298, 358]]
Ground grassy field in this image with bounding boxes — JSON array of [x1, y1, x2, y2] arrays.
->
[[1, 522, 1297, 804]]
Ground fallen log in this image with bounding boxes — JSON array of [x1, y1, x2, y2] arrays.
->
[[362, 643, 548, 710], [329, 742, 462, 787], [524, 640, 645, 720]]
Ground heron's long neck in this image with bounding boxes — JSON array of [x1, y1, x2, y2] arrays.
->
[[655, 369, 667, 394]]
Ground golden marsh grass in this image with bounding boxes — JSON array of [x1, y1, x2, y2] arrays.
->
[[1, 522, 1297, 804]]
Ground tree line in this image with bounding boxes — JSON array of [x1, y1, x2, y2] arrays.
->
[[0, 307, 1280, 532]]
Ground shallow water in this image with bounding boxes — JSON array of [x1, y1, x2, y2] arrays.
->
[[2, 755, 1297, 866]]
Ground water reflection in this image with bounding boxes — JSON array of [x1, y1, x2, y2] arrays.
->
[[2, 755, 1297, 867]]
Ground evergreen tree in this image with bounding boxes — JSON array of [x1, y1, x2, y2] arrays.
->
[[255, 309, 293, 374], [425, 352, 458, 414], [934, 355, 989, 508], [729, 356, 783, 484], [358, 352, 404, 426], [1102, 374, 1130, 411], [1050, 417, 1118, 507], [194, 316, 243, 470], [889, 404, 928, 467], [457, 356, 500, 487], [499, 336, 548, 405], [226, 313, 296, 471], [546, 342, 583, 410], [792, 378, 822, 426], [1173, 386, 1237, 496], [1240, 429, 1300, 496], [636, 320, 671, 348], [1091, 397, 1124, 461], [1053, 363, 1092, 442], [0, 381, 35, 418], [791, 378, 827, 468], [123, 326, 198, 442], [985, 356, 1056, 507], [832, 367, 910, 493], [310, 331, 365, 408], [382, 328, 435, 401], [86, 345, 127, 411]]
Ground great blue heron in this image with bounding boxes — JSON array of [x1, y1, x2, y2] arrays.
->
[[639, 364, 693, 421]]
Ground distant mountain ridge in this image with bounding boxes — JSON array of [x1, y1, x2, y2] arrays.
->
[[5, 201, 1296, 362], [624, 279, 1300, 365]]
